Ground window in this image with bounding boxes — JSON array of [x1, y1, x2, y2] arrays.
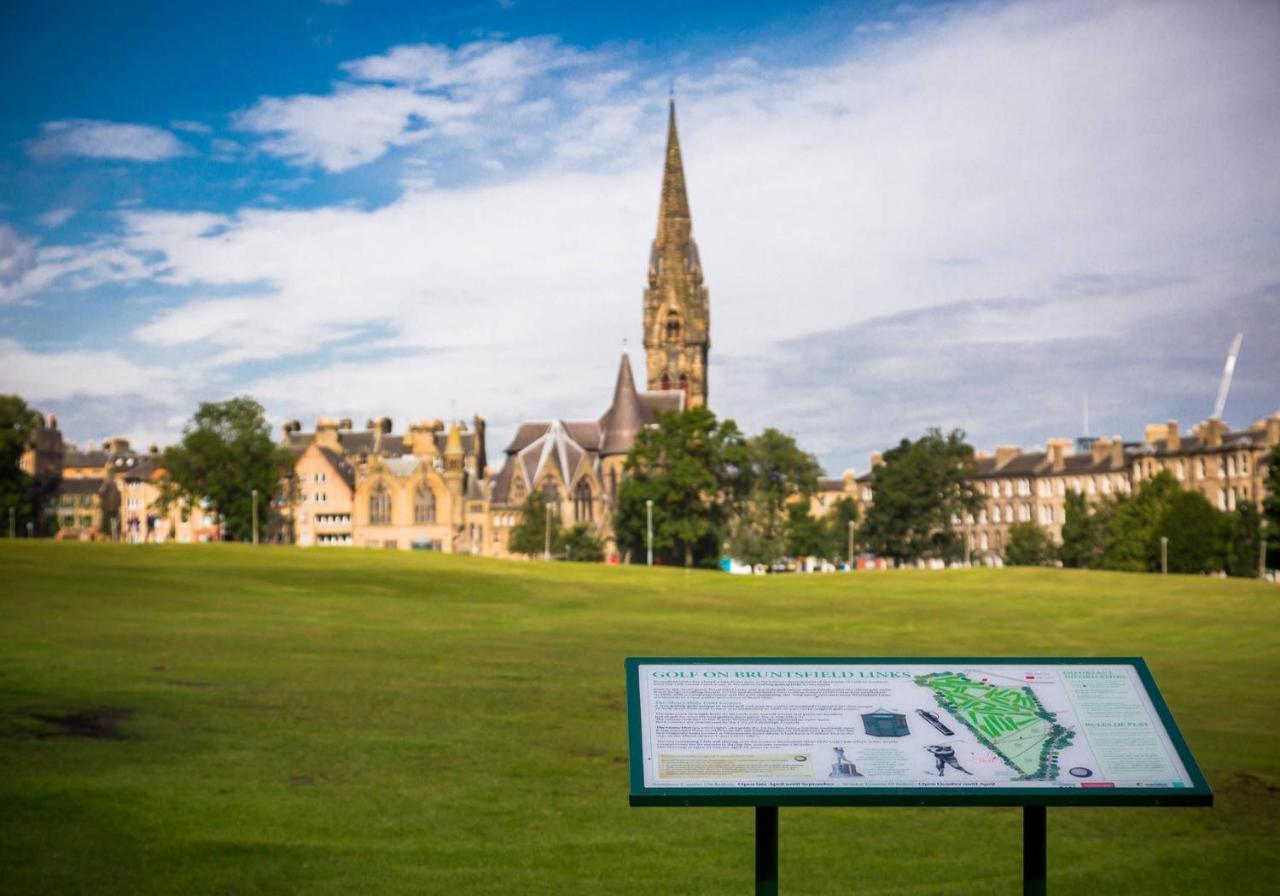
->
[[1198, 458, 1206, 478], [1240, 455, 1249, 474], [992, 505, 1001, 524], [414, 484, 436, 523], [542, 482, 561, 507], [665, 310, 681, 343], [316, 493, 326, 504], [661, 373, 671, 390], [574, 481, 593, 522], [510, 476, 526, 503], [978, 508, 987, 524], [315, 472, 327, 484], [980, 532, 989, 551], [678, 373, 689, 393], [369, 482, 392, 524]]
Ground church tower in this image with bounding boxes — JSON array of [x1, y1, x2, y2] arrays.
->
[[644, 99, 710, 408]]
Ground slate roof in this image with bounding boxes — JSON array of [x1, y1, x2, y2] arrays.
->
[[64, 450, 109, 469], [57, 477, 108, 496]]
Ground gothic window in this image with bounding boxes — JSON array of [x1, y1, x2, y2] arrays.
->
[[542, 482, 561, 508], [414, 484, 436, 523], [574, 481, 593, 522], [678, 373, 689, 393], [369, 482, 392, 525], [666, 310, 681, 343], [511, 476, 526, 503], [661, 373, 671, 390]]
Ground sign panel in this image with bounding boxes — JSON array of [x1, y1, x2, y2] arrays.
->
[[626, 657, 1211, 807]]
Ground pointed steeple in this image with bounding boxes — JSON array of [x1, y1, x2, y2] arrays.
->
[[655, 97, 691, 249], [600, 353, 649, 456], [444, 422, 464, 457]]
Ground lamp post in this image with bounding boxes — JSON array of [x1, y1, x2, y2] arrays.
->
[[847, 519, 854, 570], [544, 501, 552, 561], [251, 488, 259, 546], [646, 499, 654, 567], [8, 506, 14, 539], [1160, 536, 1168, 575]]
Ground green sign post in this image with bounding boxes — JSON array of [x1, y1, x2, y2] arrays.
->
[[626, 657, 1211, 894]]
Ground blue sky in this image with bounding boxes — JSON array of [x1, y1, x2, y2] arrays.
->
[[2, 0, 1278, 474]]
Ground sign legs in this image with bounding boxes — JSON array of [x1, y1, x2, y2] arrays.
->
[[755, 806, 778, 895], [1023, 806, 1047, 895]]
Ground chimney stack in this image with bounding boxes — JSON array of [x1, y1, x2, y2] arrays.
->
[[1166, 420, 1180, 451]]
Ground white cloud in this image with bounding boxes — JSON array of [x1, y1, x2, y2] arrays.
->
[[0, 224, 38, 301], [28, 119, 188, 162], [13, 0, 1280, 467], [170, 119, 212, 134], [37, 207, 77, 230], [0, 338, 173, 401], [235, 36, 607, 173]]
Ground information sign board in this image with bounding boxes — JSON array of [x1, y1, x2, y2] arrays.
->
[[626, 657, 1211, 807]]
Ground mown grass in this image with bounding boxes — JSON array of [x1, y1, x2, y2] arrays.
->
[[1, 542, 1277, 894]]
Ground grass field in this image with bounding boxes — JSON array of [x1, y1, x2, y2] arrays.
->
[[2, 542, 1278, 895]]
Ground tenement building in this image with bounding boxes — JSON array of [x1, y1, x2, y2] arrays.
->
[[814, 412, 1279, 563]]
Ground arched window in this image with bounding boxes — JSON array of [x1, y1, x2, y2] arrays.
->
[[369, 482, 391, 525], [510, 475, 526, 503], [661, 373, 671, 390], [666, 310, 681, 343], [678, 373, 689, 393], [542, 482, 560, 508], [574, 481, 593, 522], [414, 483, 436, 523]]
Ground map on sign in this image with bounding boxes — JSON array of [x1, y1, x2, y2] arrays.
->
[[628, 660, 1202, 798]]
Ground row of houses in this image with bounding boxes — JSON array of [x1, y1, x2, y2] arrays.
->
[[813, 414, 1279, 560], [22, 397, 1279, 562]]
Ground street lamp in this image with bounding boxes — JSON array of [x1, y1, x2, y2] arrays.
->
[[8, 506, 14, 539], [1160, 536, 1168, 575], [251, 489, 259, 546], [646, 499, 654, 567], [847, 519, 854, 570]]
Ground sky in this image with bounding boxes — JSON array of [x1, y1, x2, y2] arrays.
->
[[2, 0, 1278, 476]]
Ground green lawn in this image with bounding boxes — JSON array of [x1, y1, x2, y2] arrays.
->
[[1, 542, 1277, 895]]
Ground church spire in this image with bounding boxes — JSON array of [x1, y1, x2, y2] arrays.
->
[[655, 97, 691, 249]]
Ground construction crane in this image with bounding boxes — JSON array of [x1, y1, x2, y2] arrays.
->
[[1212, 333, 1243, 421]]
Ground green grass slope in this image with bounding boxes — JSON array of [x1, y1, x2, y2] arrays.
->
[[1, 542, 1277, 894]]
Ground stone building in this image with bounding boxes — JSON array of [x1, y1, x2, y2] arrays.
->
[[643, 99, 710, 408], [282, 415, 489, 552], [820, 412, 1279, 563], [488, 353, 683, 557]]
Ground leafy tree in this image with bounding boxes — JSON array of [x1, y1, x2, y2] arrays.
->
[[560, 523, 604, 562], [1060, 490, 1109, 568], [1, 395, 42, 534], [1101, 471, 1181, 571], [857, 428, 981, 563], [1155, 490, 1226, 574], [784, 501, 828, 560], [729, 428, 821, 566], [1264, 445, 1280, 570], [1005, 521, 1057, 566], [509, 489, 562, 558], [158, 397, 295, 542], [1223, 501, 1262, 578], [614, 407, 750, 567]]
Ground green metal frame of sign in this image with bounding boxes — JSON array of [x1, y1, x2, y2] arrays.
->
[[628, 657, 1211, 895], [626, 656, 1212, 808]]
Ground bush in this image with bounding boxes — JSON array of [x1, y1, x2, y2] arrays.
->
[[1005, 522, 1057, 566]]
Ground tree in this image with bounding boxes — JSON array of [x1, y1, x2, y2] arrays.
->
[[1155, 490, 1226, 574], [1223, 501, 1262, 578], [1005, 522, 1057, 566], [784, 501, 828, 560], [561, 523, 604, 562], [158, 397, 295, 542], [1101, 471, 1181, 571], [1060, 490, 1109, 568], [509, 489, 561, 558], [1, 395, 41, 534], [1263, 445, 1280, 571], [730, 428, 822, 566], [614, 407, 750, 567], [857, 428, 981, 563]]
